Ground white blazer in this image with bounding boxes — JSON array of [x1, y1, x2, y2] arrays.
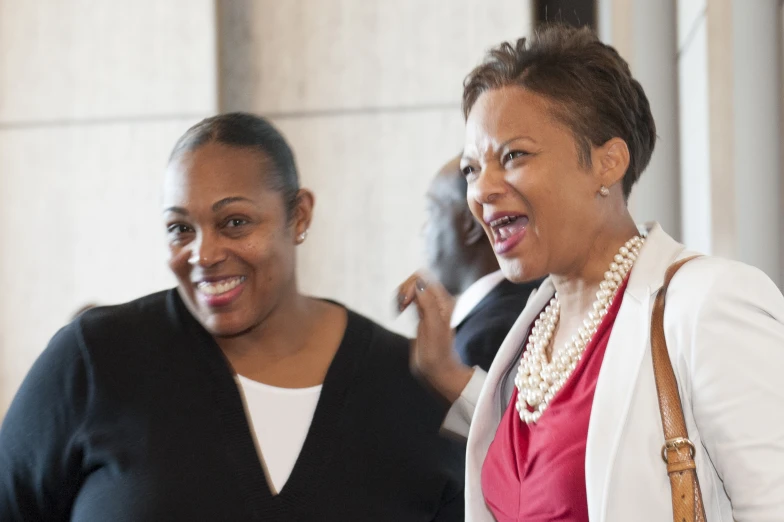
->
[[444, 223, 784, 522]]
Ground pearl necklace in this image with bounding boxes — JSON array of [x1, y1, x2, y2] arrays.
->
[[514, 235, 646, 424]]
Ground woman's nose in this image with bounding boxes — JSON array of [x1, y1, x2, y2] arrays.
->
[[187, 231, 226, 267], [469, 166, 505, 205]]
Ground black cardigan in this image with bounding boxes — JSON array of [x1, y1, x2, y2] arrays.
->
[[0, 290, 465, 521]]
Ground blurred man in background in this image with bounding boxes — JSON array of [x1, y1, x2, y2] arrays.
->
[[423, 155, 541, 371]]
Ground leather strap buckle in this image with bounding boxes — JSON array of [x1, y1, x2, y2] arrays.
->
[[661, 437, 696, 462]]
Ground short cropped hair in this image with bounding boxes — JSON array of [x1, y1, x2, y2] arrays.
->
[[462, 25, 656, 199]]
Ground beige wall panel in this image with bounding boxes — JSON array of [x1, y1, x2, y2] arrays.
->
[[0, 120, 203, 414], [274, 109, 465, 334], [0, 0, 217, 123], [219, 0, 533, 113], [706, 0, 735, 259]]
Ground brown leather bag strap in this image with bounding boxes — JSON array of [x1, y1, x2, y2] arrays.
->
[[650, 256, 707, 522]]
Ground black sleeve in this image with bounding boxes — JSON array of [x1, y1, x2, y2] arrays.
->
[[0, 322, 92, 521], [461, 317, 516, 372], [432, 476, 465, 522]]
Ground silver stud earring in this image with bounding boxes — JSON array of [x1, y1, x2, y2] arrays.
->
[[297, 230, 308, 242], [599, 185, 610, 197]]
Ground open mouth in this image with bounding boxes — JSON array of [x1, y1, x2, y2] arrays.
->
[[197, 276, 246, 296], [193, 276, 248, 308], [488, 214, 529, 254], [490, 215, 528, 239]]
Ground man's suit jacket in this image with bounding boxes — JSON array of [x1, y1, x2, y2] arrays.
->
[[454, 279, 540, 372]]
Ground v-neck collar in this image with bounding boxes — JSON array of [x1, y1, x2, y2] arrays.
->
[[173, 293, 369, 520]]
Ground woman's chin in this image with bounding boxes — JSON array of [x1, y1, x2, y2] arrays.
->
[[202, 314, 254, 338], [499, 258, 544, 284]]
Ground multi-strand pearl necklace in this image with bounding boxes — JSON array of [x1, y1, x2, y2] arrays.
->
[[514, 235, 646, 424]]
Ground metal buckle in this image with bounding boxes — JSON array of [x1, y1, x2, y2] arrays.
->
[[661, 437, 697, 462]]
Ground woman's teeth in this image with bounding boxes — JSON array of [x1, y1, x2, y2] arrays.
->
[[197, 277, 245, 295], [490, 215, 518, 227], [493, 215, 529, 241]]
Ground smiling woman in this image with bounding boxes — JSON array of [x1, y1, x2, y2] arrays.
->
[[0, 113, 465, 521], [163, 138, 307, 346]]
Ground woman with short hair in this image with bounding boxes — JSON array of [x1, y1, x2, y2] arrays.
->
[[400, 25, 784, 521]]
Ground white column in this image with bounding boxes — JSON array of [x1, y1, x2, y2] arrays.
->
[[731, 0, 782, 287], [678, 0, 717, 256], [598, 0, 682, 240], [677, 0, 782, 287]]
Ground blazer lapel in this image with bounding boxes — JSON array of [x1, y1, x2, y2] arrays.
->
[[465, 278, 556, 521], [470, 277, 555, 443], [584, 223, 685, 522]]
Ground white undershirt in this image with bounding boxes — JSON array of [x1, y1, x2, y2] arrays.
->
[[450, 269, 507, 328], [235, 375, 322, 494]]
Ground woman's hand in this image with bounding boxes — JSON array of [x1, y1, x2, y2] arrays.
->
[[397, 273, 474, 403]]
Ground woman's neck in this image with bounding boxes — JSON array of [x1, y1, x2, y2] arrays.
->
[[216, 289, 347, 388], [550, 216, 640, 326], [217, 288, 310, 355]]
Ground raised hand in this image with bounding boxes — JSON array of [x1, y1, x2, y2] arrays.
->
[[397, 273, 474, 403]]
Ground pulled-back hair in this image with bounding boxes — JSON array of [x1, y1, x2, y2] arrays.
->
[[462, 25, 656, 199], [169, 112, 300, 217]]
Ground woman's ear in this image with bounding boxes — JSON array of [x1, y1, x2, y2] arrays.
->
[[594, 137, 630, 189], [292, 189, 315, 240]]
